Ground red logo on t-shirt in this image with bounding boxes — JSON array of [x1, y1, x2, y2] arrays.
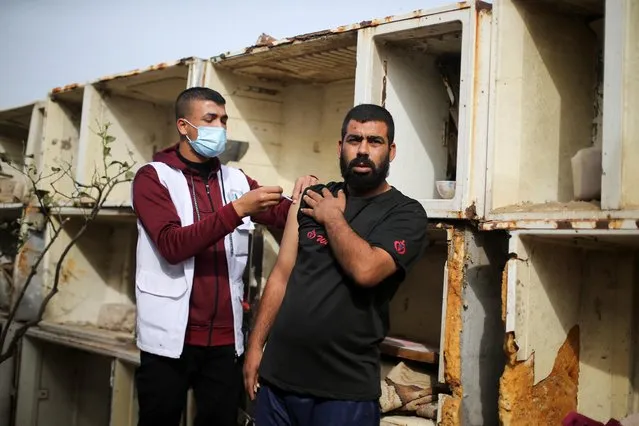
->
[[394, 240, 406, 255], [307, 229, 328, 246]]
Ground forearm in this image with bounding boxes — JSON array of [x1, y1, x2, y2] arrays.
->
[[248, 276, 287, 350], [155, 203, 242, 264], [324, 214, 377, 284], [133, 165, 244, 264]]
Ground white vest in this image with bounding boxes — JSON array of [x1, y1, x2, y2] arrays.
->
[[132, 161, 254, 359]]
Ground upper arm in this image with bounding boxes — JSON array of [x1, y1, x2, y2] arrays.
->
[[132, 165, 181, 237], [268, 201, 300, 285], [367, 202, 429, 281]]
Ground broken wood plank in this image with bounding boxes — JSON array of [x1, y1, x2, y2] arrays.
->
[[380, 336, 439, 364]]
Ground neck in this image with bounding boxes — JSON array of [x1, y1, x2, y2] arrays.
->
[[178, 140, 209, 163], [347, 181, 391, 198]]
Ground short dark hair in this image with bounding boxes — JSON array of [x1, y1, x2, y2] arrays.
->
[[175, 87, 226, 120], [341, 103, 395, 143]]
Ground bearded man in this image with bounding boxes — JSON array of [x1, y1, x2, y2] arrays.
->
[[242, 103, 430, 426]]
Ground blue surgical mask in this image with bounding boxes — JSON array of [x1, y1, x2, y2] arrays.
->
[[183, 119, 227, 158]]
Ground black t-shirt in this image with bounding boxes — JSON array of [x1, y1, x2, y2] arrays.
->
[[259, 181, 429, 401]]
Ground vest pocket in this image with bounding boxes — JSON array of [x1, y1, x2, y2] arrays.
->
[[136, 271, 188, 298]]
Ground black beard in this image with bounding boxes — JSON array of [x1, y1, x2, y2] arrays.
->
[[340, 152, 390, 195]]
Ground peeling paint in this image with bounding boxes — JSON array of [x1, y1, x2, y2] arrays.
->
[[440, 229, 465, 424], [480, 218, 639, 232], [464, 202, 477, 220], [59, 258, 78, 285], [440, 395, 461, 426], [499, 326, 580, 425], [381, 60, 388, 107], [94, 57, 193, 83], [51, 83, 82, 95]]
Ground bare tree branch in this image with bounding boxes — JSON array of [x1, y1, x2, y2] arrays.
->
[[0, 121, 136, 363]]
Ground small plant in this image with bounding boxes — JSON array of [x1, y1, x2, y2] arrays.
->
[[0, 121, 135, 364]]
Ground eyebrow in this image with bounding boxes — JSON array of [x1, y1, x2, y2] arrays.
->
[[202, 112, 229, 120], [346, 134, 385, 142]]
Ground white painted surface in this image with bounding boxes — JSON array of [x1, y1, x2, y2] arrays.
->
[[43, 218, 136, 326], [601, 0, 624, 210], [489, 0, 598, 211], [621, 0, 639, 208], [383, 48, 450, 200], [39, 96, 83, 203]]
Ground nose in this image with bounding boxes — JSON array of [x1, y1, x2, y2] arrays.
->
[[357, 140, 370, 155]]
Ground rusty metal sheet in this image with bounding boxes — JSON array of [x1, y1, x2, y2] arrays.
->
[[92, 56, 196, 84], [210, 1, 488, 84], [214, 33, 357, 84], [93, 58, 197, 105], [479, 218, 639, 232], [50, 83, 84, 107], [50, 57, 202, 106]]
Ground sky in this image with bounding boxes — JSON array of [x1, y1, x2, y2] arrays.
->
[[0, 0, 452, 110]]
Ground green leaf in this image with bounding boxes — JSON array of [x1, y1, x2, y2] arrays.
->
[[125, 171, 134, 180]]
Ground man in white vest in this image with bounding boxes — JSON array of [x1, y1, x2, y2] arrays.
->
[[131, 86, 317, 426]]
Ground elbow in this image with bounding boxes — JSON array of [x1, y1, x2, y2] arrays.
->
[[351, 267, 382, 288], [156, 238, 185, 265], [265, 266, 290, 290], [160, 250, 183, 265]]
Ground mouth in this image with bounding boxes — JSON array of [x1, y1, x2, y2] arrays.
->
[[352, 165, 372, 173]]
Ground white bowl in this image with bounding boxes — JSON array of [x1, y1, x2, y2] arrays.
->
[[436, 180, 456, 199]]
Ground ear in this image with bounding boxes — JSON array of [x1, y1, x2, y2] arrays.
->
[[389, 142, 397, 162], [337, 140, 343, 158], [176, 118, 189, 137]]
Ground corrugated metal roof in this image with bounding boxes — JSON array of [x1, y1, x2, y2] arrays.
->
[[213, 32, 357, 83]]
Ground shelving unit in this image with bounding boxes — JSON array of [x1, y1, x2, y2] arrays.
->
[[39, 213, 137, 332], [75, 58, 208, 207], [485, 0, 639, 222], [501, 230, 639, 423], [13, 321, 199, 426], [0, 102, 41, 205], [354, 2, 492, 219], [384, 225, 448, 368], [15, 336, 113, 426], [6, 1, 639, 425], [40, 85, 85, 204], [0, 101, 45, 318], [209, 31, 358, 193]]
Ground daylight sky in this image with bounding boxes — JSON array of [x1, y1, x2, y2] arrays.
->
[[0, 0, 456, 109]]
